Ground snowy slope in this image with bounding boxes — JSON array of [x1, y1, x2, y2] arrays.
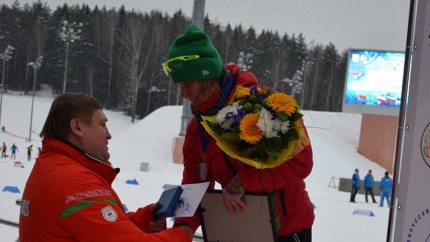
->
[[0, 87, 390, 241]]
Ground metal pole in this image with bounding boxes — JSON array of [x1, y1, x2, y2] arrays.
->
[[62, 40, 69, 93], [387, 0, 416, 240], [29, 68, 36, 142], [192, 0, 205, 29], [179, 0, 206, 136], [0, 217, 18, 228]]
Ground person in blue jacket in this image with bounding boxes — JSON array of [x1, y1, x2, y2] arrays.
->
[[10, 143, 18, 159], [350, 168, 360, 203], [379, 171, 393, 207], [364, 169, 377, 203]]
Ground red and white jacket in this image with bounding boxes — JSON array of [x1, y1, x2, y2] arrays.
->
[[19, 137, 190, 242]]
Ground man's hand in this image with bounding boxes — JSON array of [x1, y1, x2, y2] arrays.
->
[[149, 202, 166, 232]]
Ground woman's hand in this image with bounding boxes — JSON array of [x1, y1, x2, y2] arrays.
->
[[222, 174, 246, 213], [149, 202, 166, 232]]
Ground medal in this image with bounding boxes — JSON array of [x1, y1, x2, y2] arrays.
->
[[197, 125, 210, 181]]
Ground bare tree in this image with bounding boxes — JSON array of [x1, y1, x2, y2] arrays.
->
[[25, 18, 48, 94], [271, 46, 289, 90], [145, 15, 169, 115], [323, 43, 338, 110], [94, 8, 118, 106], [309, 45, 324, 109], [121, 15, 154, 122], [85, 64, 95, 96]]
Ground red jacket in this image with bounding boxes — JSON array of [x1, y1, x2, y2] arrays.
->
[[174, 64, 314, 237], [19, 137, 190, 242]]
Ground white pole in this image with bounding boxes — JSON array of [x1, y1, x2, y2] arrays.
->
[[29, 67, 36, 142]]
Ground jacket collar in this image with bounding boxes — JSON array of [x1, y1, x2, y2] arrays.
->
[[41, 137, 119, 184]]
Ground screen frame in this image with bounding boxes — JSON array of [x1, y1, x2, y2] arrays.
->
[[342, 48, 405, 116]]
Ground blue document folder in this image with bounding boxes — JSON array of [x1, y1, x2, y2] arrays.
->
[[153, 186, 183, 219]]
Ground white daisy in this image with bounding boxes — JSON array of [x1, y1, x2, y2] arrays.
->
[[274, 119, 290, 134], [257, 108, 277, 138], [216, 102, 241, 129]]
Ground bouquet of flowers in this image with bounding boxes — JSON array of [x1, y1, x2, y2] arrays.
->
[[200, 85, 310, 169]]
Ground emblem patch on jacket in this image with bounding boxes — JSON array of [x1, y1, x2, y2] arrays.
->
[[101, 205, 117, 222]]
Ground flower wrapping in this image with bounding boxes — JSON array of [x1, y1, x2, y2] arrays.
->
[[200, 85, 310, 169]]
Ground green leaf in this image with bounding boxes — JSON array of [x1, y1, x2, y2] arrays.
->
[[290, 112, 303, 122], [280, 129, 299, 148], [241, 145, 268, 160], [262, 137, 281, 160], [264, 146, 280, 160], [206, 121, 223, 135], [276, 111, 289, 122], [284, 129, 299, 141], [264, 136, 282, 150], [288, 128, 299, 140], [220, 132, 241, 144], [280, 134, 290, 147]]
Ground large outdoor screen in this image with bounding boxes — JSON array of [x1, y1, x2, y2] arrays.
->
[[342, 48, 405, 116]]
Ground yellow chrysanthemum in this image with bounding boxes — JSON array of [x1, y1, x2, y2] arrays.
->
[[239, 113, 263, 144], [236, 87, 251, 99], [266, 92, 297, 115]]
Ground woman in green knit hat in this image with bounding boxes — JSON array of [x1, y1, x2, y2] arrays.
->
[[163, 24, 314, 242]]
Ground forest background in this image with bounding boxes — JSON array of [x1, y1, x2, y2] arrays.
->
[[0, 1, 346, 122]]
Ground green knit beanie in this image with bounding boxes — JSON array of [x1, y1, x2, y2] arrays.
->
[[165, 24, 223, 84]]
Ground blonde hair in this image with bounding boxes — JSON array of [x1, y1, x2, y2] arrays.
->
[[199, 78, 219, 93]]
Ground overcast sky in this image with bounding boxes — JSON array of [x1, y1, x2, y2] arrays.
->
[[5, 0, 411, 51]]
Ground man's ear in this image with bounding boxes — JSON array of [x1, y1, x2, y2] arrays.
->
[[70, 118, 84, 137]]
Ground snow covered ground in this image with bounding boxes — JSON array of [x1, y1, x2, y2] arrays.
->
[[0, 85, 391, 241]]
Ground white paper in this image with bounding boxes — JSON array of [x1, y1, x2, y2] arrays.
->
[[164, 182, 209, 217]]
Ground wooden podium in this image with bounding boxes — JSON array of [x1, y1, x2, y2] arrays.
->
[[172, 136, 184, 164]]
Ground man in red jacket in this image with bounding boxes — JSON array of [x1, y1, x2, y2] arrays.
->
[[19, 93, 192, 242], [164, 24, 314, 242]]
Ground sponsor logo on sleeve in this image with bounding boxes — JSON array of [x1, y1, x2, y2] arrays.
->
[[65, 189, 112, 204]]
